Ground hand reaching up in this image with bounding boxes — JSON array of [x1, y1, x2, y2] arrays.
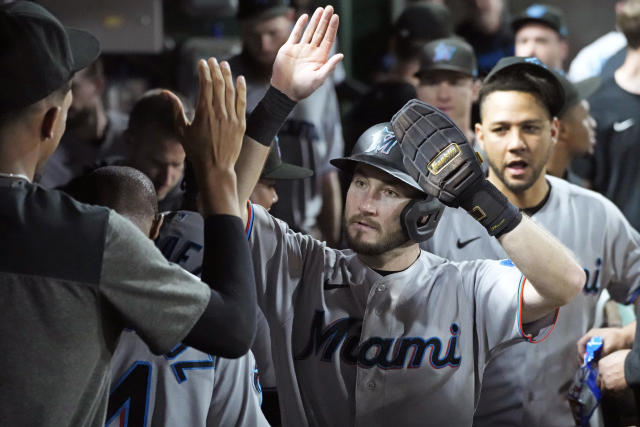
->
[[183, 58, 247, 175], [166, 57, 246, 216], [271, 5, 343, 101]]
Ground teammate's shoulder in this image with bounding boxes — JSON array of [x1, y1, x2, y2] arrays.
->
[[30, 182, 111, 223], [547, 175, 616, 209]]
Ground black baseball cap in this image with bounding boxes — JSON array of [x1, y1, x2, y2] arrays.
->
[[0, 1, 100, 111], [237, 0, 292, 21], [261, 139, 313, 180], [484, 56, 565, 117], [394, 3, 452, 42], [417, 37, 478, 79], [512, 4, 568, 38], [555, 72, 601, 117]]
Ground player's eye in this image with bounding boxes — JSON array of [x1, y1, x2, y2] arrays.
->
[[352, 178, 366, 189], [491, 126, 507, 134], [523, 124, 541, 133], [383, 188, 398, 198]]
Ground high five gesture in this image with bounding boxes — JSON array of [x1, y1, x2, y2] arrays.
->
[[271, 6, 343, 101]]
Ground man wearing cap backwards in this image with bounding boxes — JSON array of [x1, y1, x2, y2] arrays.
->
[[229, 0, 344, 247], [573, 0, 640, 233], [227, 9, 585, 425], [423, 56, 640, 427], [546, 73, 599, 182], [0, 1, 339, 425], [512, 3, 569, 71]]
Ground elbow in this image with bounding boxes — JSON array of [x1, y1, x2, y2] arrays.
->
[[561, 266, 586, 305], [220, 305, 257, 358]]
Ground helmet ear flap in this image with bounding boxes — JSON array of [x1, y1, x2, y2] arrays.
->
[[401, 197, 444, 242]]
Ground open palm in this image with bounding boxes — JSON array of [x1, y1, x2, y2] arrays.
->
[[271, 6, 343, 101]]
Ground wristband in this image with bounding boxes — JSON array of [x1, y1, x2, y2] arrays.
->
[[460, 179, 522, 238], [245, 86, 296, 146]]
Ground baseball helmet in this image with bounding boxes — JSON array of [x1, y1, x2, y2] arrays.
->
[[331, 123, 444, 242]]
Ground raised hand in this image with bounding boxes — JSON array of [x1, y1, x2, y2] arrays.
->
[[183, 58, 247, 175], [271, 5, 343, 101]]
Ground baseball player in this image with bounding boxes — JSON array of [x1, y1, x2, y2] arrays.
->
[[219, 7, 584, 425], [415, 37, 480, 143], [155, 141, 313, 425], [422, 57, 640, 427], [0, 2, 255, 425], [230, 0, 344, 246], [67, 165, 268, 427], [545, 71, 599, 182], [512, 4, 569, 71]]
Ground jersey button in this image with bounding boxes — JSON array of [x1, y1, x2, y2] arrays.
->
[[366, 381, 376, 390], [376, 284, 387, 292]]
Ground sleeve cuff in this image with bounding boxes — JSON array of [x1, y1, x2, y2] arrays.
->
[[516, 275, 559, 343], [245, 201, 254, 239]]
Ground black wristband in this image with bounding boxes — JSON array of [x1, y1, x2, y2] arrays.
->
[[245, 86, 296, 146], [460, 179, 523, 238]]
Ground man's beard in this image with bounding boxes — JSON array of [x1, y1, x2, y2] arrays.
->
[[344, 215, 409, 256], [486, 155, 549, 194]]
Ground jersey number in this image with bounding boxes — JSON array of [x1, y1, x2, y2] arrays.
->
[[105, 344, 216, 427], [105, 362, 152, 427]]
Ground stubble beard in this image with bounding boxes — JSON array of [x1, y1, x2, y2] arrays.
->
[[344, 216, 409, 256]]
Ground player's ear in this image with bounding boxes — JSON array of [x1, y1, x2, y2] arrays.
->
[[40, 106, 61, 140], [150, 213, 164, 240], [474, 122, 485, 151], [556, 117, 569, 145], [550, 117, 560, 146], [471, 79, 482, 103]]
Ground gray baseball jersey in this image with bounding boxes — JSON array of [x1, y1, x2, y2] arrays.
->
[[247, 202, 557, 427], [156, 210, 277, 389], [423, 175, 640, 426], [106, 330, 267, 427]]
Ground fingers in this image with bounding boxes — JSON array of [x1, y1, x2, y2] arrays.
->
[[317, 53, 344, 80], [236, 75, 247, 127], [287, 13, 308, 44], [300, 7, 323, 44], [208, 57, 225, 120], [576, 332, 591, 360], [310, 6, 334, 47], [196, 59, 213, 117], [320, 14, 340, 51], [220, 61, 235, 120]]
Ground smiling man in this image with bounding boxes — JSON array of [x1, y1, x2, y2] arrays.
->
[[424, 56, 640, 427]]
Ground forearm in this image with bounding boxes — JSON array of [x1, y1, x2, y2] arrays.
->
[[183, 215, 257, 357], [318, 171, 342, 246], [236, 136, 271, 225], [499, 215, 585, 321], [197, 167, 240, 218]]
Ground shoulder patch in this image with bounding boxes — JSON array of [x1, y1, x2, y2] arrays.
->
[[500, 259, 515, 267]]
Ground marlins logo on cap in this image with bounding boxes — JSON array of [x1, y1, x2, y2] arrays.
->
[[524, 57, 547, 68], [512, 3, 568, 38], [417, 37, 478, 78], [433, 42, 456, 62], [364, 126, 398, 155]]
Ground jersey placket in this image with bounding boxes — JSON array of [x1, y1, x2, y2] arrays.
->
[[354, 276, 396, 426]]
